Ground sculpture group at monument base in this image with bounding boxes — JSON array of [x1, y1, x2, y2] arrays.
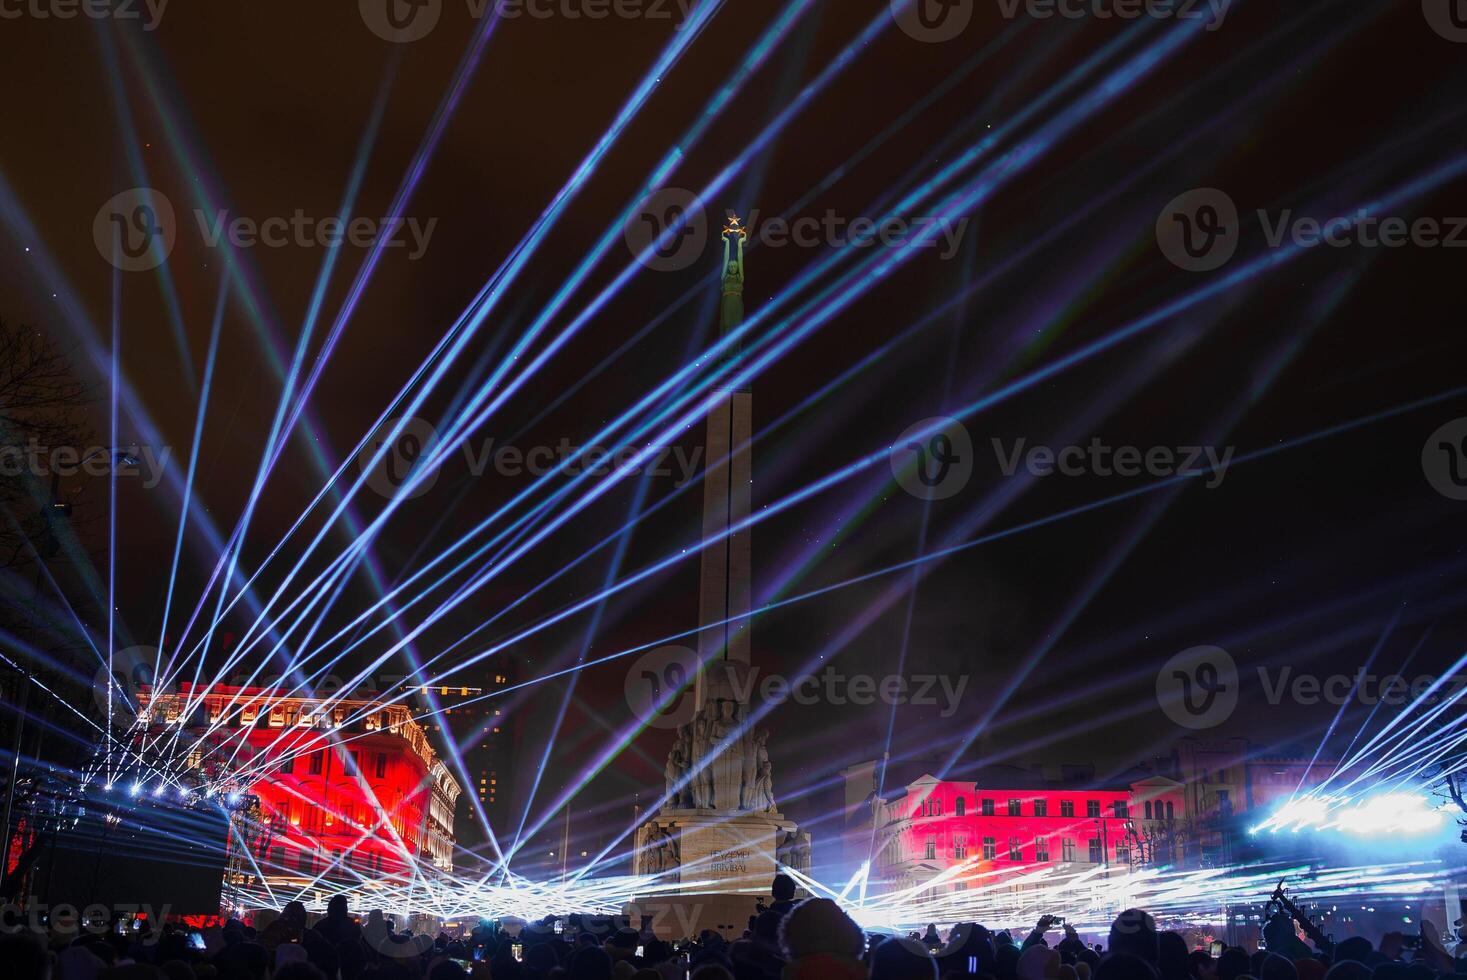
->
[[634, 808, 810, 895]]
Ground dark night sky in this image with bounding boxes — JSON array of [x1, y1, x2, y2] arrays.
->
[[3, 0, 1467, 872]]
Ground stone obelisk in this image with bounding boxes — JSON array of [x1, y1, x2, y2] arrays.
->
[[632, 217, 810, 909], [695, 215, 753, 709]]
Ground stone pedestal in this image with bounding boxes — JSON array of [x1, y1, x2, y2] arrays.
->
[[635, 808, 809, 895]]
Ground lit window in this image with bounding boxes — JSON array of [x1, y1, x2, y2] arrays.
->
[[982, 837, 996, 860]]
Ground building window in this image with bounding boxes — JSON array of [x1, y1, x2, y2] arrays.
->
[[1144, 801, 1153, 819], [1008, 837, 1022, 861], [280, 755, 294, 775], [924, 837, 936, 860], [1036, 838, 1050, 862], [955, 797, 966, 816], [375, 753, 387, 779], [309, 753, 324, 776], [955, 881, 967, 892], [1088, 839, 1103, 863], [1086, 800, 1100, 818], [981, 798, 995, 816], [1060, 800, 1074, 818], [1061, 838, 1076, 862], [1115, 845, 1131, 863], [1008, 799, 1022, 817], [1034, 799, 1048, 817], [982, 837, 996, 860], [1113, 801, 1128, 819], [954, 836, 967, 859], [933, 799, 942, 817], [1165, 801, 1174, 820]]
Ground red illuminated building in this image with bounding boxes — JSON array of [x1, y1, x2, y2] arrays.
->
[[135, 683, 461, 903], [842, 739, 1337, 897]]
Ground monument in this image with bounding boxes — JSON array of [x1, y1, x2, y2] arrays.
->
[[633, 215, 811, 901]]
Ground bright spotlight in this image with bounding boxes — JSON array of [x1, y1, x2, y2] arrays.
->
[[129, 782, 142, 797], [1255, 792, 1449, 836]]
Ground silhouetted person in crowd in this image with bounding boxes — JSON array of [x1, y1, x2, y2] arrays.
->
[[314, 895, 363, 945], [871, 936, 939, 979], [1095, 952, 1160, 980], [1156, 932, 1190, 980], [1109, 910, 1159, 968], [768, 874, 798, 918], [1217, 948, 1252, 980], [0, 933, 52, 980]]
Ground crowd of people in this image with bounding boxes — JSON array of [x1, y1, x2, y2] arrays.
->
[[2, 876, 1464, 980]]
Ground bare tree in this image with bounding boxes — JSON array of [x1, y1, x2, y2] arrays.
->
[[0, 317, 93, 575]]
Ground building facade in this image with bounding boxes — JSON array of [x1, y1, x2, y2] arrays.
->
[[842, 740, 1337, 898], [135, 683, 460, 903]]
